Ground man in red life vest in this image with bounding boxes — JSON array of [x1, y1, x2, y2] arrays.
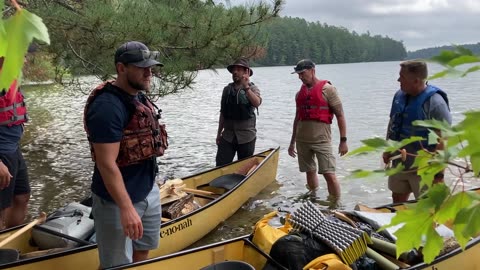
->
[[288, 59, 348, 202], [0, 46, 35, 229]]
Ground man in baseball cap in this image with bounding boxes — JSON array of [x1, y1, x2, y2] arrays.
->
[[288, 58, 348, 205], [114, 41, 163, 68], [291, 59, 315, 74], [84, 41, 164, 268]]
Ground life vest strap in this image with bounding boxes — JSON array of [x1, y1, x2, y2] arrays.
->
[[0, 114, 27, 125]]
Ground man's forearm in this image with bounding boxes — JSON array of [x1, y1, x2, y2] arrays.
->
[[290, 116, 299, 144], [97, 162, 133, 210], [246, 90, 261, 107]]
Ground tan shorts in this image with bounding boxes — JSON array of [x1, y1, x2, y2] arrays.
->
[[296, 141, 335, 174], [388, 171, 426, 199]]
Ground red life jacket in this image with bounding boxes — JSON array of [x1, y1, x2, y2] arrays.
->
[[0, 80, 28, 126], [295, 80, 333, 124], [84, 81, 168, 167]]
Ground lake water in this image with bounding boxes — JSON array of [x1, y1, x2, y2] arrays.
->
[[21, 61, 480, 243]]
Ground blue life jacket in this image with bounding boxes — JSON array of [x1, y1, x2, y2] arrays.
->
[[388, 84, 449, 149]]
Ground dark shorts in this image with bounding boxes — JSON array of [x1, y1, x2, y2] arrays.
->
[[0, 149, 30, 210]]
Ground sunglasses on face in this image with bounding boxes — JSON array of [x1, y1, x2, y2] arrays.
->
[[117, 50, 160, 64]]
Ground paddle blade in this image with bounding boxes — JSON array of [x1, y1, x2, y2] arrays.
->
[[209, 174, 245, 190], [0, 248, 19, 264]]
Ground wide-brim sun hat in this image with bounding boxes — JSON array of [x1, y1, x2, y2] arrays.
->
[[227, 58, 253, 76]]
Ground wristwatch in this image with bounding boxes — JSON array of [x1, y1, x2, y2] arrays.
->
[[340, 137, 347, 142]]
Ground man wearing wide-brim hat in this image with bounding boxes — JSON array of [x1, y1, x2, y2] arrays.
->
[[216, 58, 262, 166]]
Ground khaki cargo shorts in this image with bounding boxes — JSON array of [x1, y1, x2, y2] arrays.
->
[[296, 141, 335, 174], [388, 171, 426, 199]]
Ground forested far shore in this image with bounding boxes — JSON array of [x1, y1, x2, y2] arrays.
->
[[407, 43, 480, 59], [254, 17, 407, 66]]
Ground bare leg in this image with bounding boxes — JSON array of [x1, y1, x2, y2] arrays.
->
[[3, 193, 30, 228], [306, 170, 319, 191], [322, 173, 341, 197], [392, 192, 410, 203], [133, 250, 149, 262]]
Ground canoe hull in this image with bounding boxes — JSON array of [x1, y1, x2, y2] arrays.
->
[[0, 148, 280, 270]]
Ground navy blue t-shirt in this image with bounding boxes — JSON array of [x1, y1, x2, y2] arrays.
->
[[85, 84, 156, 203]]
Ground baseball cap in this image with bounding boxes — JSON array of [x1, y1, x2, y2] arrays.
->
[[291, 59, 315, 74], [227, 58, 253, 76], [114, 41, 163, 68]]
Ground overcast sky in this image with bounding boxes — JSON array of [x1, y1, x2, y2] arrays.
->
[[227, 0, 480, 51]]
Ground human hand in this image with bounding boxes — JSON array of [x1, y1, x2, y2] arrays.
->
[[120, 206, 143, 240], [338, 142, 348, 156], [288, 143, 296, 158], [241, 73, 250, 89], [0, 161, 12, 190], [382, 152, 391, 164]]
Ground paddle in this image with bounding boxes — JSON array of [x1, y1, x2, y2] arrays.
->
[[0, 212, 47, 248]]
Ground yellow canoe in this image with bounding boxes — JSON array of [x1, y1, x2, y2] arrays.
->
[[0, 147, 280, 270], [108, 235, 283, 270], [105, 188, 480, 270]]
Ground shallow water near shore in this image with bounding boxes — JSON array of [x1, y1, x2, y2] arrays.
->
[[21, 61, 480, 246]]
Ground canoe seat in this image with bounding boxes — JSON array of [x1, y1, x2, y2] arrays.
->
[[209, 173, 245, 190]]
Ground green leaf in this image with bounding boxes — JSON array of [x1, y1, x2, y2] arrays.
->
[[384, 136, 423, 153], [435, 191, 473, 224], [454, 204, 480, 248], [422, 225, 444, 263], [362, 137, 389, 148], [0, 9, 50, 93], [462, 65, 480, 77], [347, 145, 377, 156], [384, 210, 435, 257], [447, 55, 480, 67], [419, 184, 449, 211], [349, 169, 385, 179], [428, 69, 450, 80]]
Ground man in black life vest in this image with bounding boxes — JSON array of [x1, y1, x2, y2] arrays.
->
[[216, 58, 262, 166], [288, 59, 348, 202]]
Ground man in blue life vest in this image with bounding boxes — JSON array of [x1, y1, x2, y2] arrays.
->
[[288, 59, 348, 202], [216, 58, 262, 166], [383, 60, 451, 203], [84, 41, 166, 268], [0, 46, 36, 230]]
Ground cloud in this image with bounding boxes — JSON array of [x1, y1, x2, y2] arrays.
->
[[222, 0, 480, 51]]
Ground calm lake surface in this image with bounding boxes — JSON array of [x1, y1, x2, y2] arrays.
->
[[21, 61, 479, 244]]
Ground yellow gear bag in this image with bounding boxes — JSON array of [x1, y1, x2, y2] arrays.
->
[[303, 254, 352, 270]]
